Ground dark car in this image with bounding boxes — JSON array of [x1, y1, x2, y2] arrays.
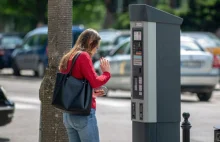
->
[[0, 33, 24, 69], [11, 25, 85, 77], [0, 86, 15, 126]]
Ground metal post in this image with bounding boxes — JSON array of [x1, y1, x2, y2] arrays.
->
[[181, 112, 192, 142]]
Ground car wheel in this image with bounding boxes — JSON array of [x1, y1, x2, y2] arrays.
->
[[35, 62, 45, 78], [12, 62, 20, 76], [197, 92, 212, 101]]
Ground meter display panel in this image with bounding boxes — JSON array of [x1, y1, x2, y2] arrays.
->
[[132, 28, 144, 100]]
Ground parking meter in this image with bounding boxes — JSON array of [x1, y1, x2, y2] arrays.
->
[[129, 4, 183, 142]]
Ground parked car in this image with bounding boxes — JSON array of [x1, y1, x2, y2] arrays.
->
[[94, 37, 132, 91], [0, 33, 24, 69], [180, 36, 220, 101], [0, 86, 15, 126], [11, 25, 85, 77], [181, 32, 220, 55], [92, 29, 130, 63], [94, 36, 220, 101]]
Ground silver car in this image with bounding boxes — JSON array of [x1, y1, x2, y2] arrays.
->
[[94, 36, 219, 101]]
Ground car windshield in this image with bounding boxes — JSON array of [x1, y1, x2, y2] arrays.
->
[[196, 37, 220, 48], [112, 41, 130, 56], [184, 33, 220, 48], [181, 41, 202, 51], [99, 32, 130, 50], [100, 41, 111, 47], [114, 35, 130, 45], [99, 32, 116, 43], [0, 36, 23, 48], [100, 30, 128, 46]]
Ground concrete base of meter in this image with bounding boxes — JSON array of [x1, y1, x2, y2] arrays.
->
[[132, 122, 180, 142]]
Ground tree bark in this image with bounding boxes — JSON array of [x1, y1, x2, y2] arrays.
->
[[170, 0, 177, 8], [145, 0, 152, 5], [39, 0, 72, 141], [102, 0, 116, 29], [36, 0, 47, 24], [103, 10, 115, 29]]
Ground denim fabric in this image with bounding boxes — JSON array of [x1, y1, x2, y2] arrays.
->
[[63, 109, 100, 142]]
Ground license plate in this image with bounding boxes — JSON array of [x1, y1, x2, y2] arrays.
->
[[181, 61, 202, 68], [8, 113, 13, 118]]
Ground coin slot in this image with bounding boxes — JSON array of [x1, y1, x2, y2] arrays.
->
[[139, 68, 142, 73], [132, 102, 136, 119], [139, 103, 143, 120]]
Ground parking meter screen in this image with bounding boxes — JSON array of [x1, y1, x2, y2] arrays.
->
[[134, 31, 142, 40], [132, 29, 144, 100]]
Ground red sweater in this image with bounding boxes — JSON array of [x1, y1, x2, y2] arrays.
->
[[60, 51, 111, 109]]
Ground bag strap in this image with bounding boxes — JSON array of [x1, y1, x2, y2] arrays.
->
[[68, 51, 81, 75]]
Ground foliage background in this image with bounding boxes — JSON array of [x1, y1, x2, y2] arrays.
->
[[0, 0, 219, 33]]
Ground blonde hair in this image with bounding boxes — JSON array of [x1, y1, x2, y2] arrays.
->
[[59, 28, 101, 71]]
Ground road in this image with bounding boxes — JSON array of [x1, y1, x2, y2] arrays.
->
[[0, 69, 220, 142]]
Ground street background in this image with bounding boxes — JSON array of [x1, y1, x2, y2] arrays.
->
[[0, 69, 220, 142], [0, 0, 220, 142]]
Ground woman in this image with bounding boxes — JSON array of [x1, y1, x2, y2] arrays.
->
[[59, 28, 111, 142]]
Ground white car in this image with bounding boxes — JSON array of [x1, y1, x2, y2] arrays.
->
[[94, 36, 220, 101]]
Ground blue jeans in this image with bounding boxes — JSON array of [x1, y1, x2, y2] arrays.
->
[[63, 109, 100, 142]]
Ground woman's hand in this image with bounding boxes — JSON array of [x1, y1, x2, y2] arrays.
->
[[100, 57, 110, 73], [94, 89, 105, 97]]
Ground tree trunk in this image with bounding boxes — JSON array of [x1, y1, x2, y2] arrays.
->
[[102, 0, 116, 29], [103, 10, 115, 29], [39, 0, 72, 141], [145, 0, 152, 5], [36, 0, 47, 25], [170, 0, 177, 8]]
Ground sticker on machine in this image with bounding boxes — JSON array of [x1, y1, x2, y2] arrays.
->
[[133, 55, 142, 66], [135, 51, 142, 55], [135, 22, 143, 27], [133, 55, 142, 60], [133, 60, 142, 66], [134, 31, 142, 41]]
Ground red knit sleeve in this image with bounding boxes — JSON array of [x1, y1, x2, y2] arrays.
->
[[78, 52, 111, 88]]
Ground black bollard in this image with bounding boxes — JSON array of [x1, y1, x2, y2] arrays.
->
[[181, 112, 192, 142], [214, 125, 220, 142]]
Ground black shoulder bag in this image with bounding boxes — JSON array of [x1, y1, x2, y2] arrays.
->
[[52, 52, 92, 115]]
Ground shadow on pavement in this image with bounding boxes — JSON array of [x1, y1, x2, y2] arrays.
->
[[104, 96, 200, 104], [0, 138, 10, 142], [0, 73, 42, 81], [103, 96, 131, 100], [181, 99, 198, 103], [0, 69, 42, 80]]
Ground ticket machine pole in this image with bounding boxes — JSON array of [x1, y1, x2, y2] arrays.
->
[[129, 4, 183, 142]]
